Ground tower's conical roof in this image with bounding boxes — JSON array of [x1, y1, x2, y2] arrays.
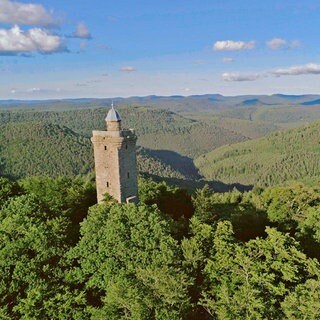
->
[[105, 103, 121, 122]]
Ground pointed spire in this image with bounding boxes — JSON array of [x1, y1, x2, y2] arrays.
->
[[105, 101, 121, 122]]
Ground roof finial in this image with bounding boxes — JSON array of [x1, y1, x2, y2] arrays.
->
[[105, 101, 121, 122]]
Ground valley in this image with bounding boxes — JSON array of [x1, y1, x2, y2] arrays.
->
[[1, 94, 320, 189]]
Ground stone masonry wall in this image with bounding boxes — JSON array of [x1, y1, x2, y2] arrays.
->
[[91, 127, 138, 203]]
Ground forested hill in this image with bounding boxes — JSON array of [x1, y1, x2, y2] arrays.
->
[[0, 122, 92, 178], [5, 107, 251, 159], [0, 106, 248, 159], [0, 122, 189, 180], [195, 120, 320, 187], [4, 103, 320, 188]]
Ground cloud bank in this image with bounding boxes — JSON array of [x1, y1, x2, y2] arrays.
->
[[0, 25, 66, 54], [266, 38, 301, 49], [266, 38, 287, 49], [222, 72, 261, 82], [0, 0, 55, 26], [213, 40, 255, 51], [271, 63, 320, 76], [222, 63, 320, 82]]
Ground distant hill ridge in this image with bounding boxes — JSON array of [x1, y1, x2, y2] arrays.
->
[[1, 93, 320, 112]]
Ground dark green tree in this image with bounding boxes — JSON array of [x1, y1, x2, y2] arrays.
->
[[200, 221, 320, 319], [68, 202, 191, 319], [0, 194, 87, 319]]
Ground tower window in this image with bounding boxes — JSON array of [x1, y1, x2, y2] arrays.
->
[[104, 146, 107, 150], [107, 182, 109, 187], [127, 172, 130, 179]]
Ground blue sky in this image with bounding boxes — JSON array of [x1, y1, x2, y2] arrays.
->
[[0, 0, 320, 99]]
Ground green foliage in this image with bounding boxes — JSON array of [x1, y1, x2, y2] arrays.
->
[[196, 120, 320, 187], [4, 102, 320, 190], [18, 176, 97, 247], [0, 120, 198, 181], [137, 148, 186, 179], [260, 183, 320, 231], [200, 221, 320, 319], [0, 176, 98, 319], [0, 122, 92, 178], [1, 176, 320, 319], [0, 194, 74, 319], [299, 207, 320, 243], [69, 202, 191, 319], [139, 178, 194, 220], [0, 106, 247, 160], [192, 186, 268, 241], [0, 177, 21, 206], [4, 98, 320, 319], [281, 278, 320, 319], [0, 124, 158, 180]]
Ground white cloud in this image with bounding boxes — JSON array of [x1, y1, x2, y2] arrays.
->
[[72, 23, 91, 39], [222, 57, 234, 63], [266, 38, 287, 49], [26, 87, 61, 94], [222, 63, 320, 82], [213, 40, 255, 51], [0, 25, 66, 54], [267, 38, 301, 49], [120, 66, 136, 72], [271, 63, 320, 76], [0, 0, 55, 26], [222, 72, 261, 82], [10, 87, 62, 97]]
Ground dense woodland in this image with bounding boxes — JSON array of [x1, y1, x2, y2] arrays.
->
[[1, 177, 320, 319], [196, 120, 320, 187], [0, 106, 248, 159], [0, 121, 190, 182], [1, 100, 320, 318]]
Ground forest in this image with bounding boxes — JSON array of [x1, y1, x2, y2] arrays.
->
[[1, 176, 320, 319], [1, 101, 320, 319], [196, 120, 320, 187]]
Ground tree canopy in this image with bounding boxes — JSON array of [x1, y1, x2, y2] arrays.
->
[[0, 177, 320, 319]]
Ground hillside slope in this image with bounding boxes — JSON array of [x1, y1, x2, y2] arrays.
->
[[0, 122, 92, 178], [0, 122, 189, 180], [195, 121, 320, 187], [0, 106, 248, 159]]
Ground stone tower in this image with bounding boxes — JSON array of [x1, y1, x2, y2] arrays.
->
[[91, 104, 138, 204]]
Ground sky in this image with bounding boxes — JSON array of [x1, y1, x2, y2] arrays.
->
[[0, 0, 320, 99]]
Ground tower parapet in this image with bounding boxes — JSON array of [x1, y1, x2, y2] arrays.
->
[[91, 105, 138, 204]]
